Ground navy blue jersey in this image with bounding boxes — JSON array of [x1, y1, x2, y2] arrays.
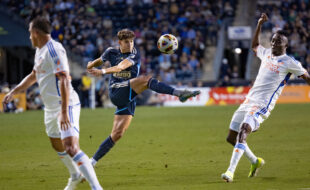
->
[[101, 47, 141, 88]]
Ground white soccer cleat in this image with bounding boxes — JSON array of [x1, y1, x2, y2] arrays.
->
[[221, 170, 234, 182], [64, 174, 85, 190]]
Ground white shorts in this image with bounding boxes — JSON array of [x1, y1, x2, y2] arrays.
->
[[44, 104, 80, 139], [229, 103, 270, 132]]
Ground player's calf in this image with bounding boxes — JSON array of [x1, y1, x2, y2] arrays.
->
[[226, 130, 238, 146]]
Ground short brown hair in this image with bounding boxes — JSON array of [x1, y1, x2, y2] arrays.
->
[[31, 17, 52, 34], [117, 29, 135, 40]]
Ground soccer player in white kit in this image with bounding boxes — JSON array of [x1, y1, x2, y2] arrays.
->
[[2, 17, 103, 190], [221, 13, 310, 182]]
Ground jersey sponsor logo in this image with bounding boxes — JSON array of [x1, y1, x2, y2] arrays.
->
[[113, 71, 131, 79], [264, 61, 280, 73]]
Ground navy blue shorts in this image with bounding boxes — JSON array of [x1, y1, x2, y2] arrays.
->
[[109, 80, 138, 115]]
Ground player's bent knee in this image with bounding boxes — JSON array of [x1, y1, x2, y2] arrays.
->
[[111, 130, 124, 142], [140, 76, 152, 86], [64, 144, 79, 157], [237, 123, 252, 143], [240, 123, 252, 133]]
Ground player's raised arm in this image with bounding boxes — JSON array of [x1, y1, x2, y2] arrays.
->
[[2, 70, 36, 104], [87, 58, 104, 69], [87, 57, 133, 77], [252, 13, 268, 52]]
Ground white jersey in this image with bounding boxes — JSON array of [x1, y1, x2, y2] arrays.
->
[[244, 45, 307, 114], [33, 39, 80, 111]]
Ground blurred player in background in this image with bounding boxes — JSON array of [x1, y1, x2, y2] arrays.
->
[[221, 13, 310, 182], [87, 29, 200, 166], [2, 17, 103, 190]]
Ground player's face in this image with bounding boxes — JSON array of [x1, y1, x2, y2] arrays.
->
[[119, 38, 134, 53], [29, 22, 38, 47], [271, 33, 287, 56]]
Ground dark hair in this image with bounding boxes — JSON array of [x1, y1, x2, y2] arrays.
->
[[117, 29, 135, 40], [31, 17, 52, 34], [275, 30, 289, 38]]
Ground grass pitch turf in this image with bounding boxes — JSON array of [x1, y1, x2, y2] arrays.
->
[[0, 104, 310, 190]]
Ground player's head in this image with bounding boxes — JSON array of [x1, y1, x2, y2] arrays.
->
[[29, 17, 51, 47], [271, 30, 288, 56], [117, 29, 135, 53]]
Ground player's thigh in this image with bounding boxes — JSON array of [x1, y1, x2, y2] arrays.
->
[[112, 115, 133, 133], [44, 109, 62, 138], [229, 109, 246, 133], [130, 75, 152, 94]]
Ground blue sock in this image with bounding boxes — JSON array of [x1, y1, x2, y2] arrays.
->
[[93, 136, 115, 161], [147, 78, 176, 95]]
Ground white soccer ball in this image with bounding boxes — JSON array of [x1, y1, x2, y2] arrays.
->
[[157, 34, 178, 54]]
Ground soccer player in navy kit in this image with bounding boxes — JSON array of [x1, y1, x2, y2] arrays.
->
[[87, 29, 200, 166]]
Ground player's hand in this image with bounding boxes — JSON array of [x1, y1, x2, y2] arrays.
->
[[87, 68, 103, 77], [258, 13, 268, 25], [60, 111, 71, 131], [2, 92, 14, 104], [87, 61, 93, 69]]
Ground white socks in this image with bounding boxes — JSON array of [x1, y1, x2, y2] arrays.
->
[[90, 157, 97, 167], [227, 143, 246, 173], [72, 150, 103, 190], [58, 151, 80, 180], [244, 143, 257, 164]]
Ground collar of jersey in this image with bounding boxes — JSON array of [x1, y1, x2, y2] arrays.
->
[[271, 53, 286, 59]]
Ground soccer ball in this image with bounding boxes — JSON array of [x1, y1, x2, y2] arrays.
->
[[157, 34, 178, 54]]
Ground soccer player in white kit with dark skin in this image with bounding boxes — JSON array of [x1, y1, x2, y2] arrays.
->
[[2, 17, 103, 190], [221, 13, 310, 182]]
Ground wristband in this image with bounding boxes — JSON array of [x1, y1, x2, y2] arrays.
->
[[101, 69, 106, 74]]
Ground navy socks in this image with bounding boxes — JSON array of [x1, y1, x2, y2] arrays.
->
[[93, 136, 115, 161], [147, 78, 177, 95]]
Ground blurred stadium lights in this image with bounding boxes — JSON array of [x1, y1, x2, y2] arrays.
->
[[234, 48, 242, 54]]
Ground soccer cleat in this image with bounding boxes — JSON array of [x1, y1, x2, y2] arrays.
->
[[248, 157, 265, 178], [179, 90, 201, 102], [64, 174, 85, 190], [221, 170, 234, 182]]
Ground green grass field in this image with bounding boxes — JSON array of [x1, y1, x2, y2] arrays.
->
[[1, 104, 310, 190]]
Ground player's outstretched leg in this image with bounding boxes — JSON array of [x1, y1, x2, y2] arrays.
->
[[221, 123, 251, 182], [147, 78, 200, 102], [129, 76, 200, 102], [63, 137, 103, 190]]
